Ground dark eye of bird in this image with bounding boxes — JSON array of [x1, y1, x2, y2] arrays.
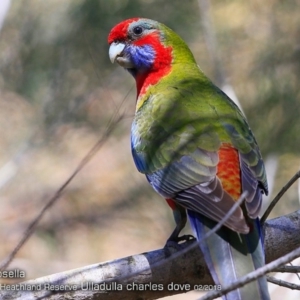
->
[[133, 26, 143, 36]]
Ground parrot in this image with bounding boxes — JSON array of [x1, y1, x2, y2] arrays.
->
[[108, 18, 270, 300]]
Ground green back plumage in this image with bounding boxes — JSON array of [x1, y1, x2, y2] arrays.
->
[[134, 60, 266, 184]]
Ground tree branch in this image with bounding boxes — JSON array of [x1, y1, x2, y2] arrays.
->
[[1, 210, 300, 300], [267, 276, 300, 290], [273, 265, 300, 273]]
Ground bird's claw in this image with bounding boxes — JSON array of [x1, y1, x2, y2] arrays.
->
[[164, 234, 196, 256], [175, 234, 195, 243]]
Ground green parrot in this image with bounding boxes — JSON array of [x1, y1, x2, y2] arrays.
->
[[108, 18, 270, 300]]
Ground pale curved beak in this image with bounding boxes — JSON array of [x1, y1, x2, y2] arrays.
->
[[109, 42, 125, 63], [109, 42, 134, 68]]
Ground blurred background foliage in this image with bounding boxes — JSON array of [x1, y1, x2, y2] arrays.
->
[[0, 0, 299, 299]]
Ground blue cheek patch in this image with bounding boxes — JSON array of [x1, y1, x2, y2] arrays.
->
[[126, 44, 155, 70]]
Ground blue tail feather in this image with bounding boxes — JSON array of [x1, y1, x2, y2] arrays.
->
[[188, 210, 270, 300]]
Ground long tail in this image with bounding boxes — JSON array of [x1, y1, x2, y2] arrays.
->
[[188, 210, 270, 300]]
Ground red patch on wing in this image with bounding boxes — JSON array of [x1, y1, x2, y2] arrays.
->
[[217, 143, 241, 201], [108, 18, 139, 44], [166, 198, 176, 210]]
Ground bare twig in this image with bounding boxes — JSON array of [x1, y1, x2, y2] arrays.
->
[[273, 265, 300, 273], [267, 275, 300, 290], [261, 170, 300, 224], [291, 261, 300, 280], [198, 192, 247, 241], [0, 111, 124, 271]]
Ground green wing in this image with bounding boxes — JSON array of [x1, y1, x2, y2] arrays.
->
[[131, 63, 268, 229]]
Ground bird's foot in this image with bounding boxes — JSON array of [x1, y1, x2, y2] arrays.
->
[[164, 234, 195, 255], [174, 234, 195, 243]]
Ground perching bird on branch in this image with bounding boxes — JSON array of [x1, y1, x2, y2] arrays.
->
[[108, 18, 270, 300]]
